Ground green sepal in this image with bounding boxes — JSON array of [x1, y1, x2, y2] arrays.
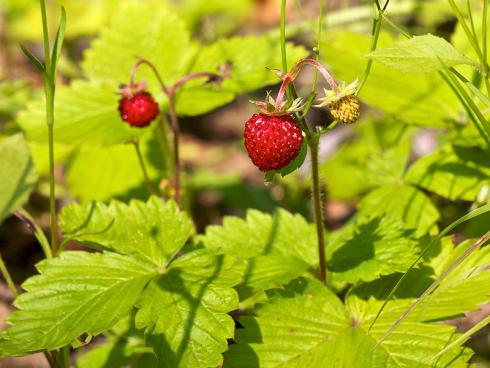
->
[[264, 138, 307, 183]]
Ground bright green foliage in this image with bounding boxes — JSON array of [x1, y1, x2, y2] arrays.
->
[[323, 31, 459, 127], [200, 209, 318, 296], [18, 1, 307, 147], [321, 121, 413, 200], [60, 196, 192, 267], [227, 278, 471, 367], [2, 198, 242, 366], [66, 135, 166, 202], [357, 184, 440, 237], [367, 34, 476, 73], [18, 80, 140, 146], [0, 134, 37, 222], [82, 1, 194, 86], [326, 216, 420, 284], [406, 145, 490, 201], [135, 249, 242, 368], [0, 252, 156, 355], [416, 239, 490, 321]]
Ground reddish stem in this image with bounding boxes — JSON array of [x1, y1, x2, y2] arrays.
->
[[275, 58, 338, 112], [130, 59, 169, 94]]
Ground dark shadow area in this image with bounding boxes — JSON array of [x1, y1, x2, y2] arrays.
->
[[327, 218, 382, 272]]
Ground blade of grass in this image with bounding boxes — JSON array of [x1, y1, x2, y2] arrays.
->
[[433, 314, 490, 360], [368, 203, 490, 332], [372, 231, 490, 350]]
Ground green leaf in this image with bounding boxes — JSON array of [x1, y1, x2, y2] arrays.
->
[[415, 239, 490, 321], [226, 278, 351, 368], [76, 317, 158, 368], [227, 278, 471, 367], [357, 184, 440, 237], [405, 145, 490, 201], [190, 35, 308, 94], [59, 197, 192, 268], [50, 6, 66, 79], [321, 122, 413, 200], [82, 1, 194, 86], [18, 80, 142, 146], [326, 216, 420, 284], [0, 252, 156, 356], [135, 249, 242, 368], [322, 31, 459, 127], [66, 134, 167, 202], [0, 134, 37, 222], [199, 209, 318, 296], [366, 34, 477, 73]]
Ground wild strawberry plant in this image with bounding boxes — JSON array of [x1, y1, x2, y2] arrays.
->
[[0, 0, 489, 367]]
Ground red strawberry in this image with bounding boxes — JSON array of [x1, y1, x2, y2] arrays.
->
[[118, 91, 159, 128], [244, 113, 303, 172]]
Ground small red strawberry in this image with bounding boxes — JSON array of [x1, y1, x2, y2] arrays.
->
[[244, 113, 303, 172], [118, 89, 159, 128]]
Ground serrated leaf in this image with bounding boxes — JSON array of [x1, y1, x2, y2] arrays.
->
[[357, 184, 440, 237], [322, 32, 459, 127], [82, 1, 195, 85], [405, 145, 490, 201], [199, 209, 318, 296], [0, 134, 37, 222], [226, 278, 351, 368], [0, 252, 156, 356], [135, 249, 242, 368], [18, 80, 142, 146], [59, 197, 192, 267], [326, 216, 420, 284], [227, 278, 471, 367], [366, 34, 477, 73]]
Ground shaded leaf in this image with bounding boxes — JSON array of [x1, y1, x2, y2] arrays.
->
[[135, 250, 241, 368], [0, 134, 37, 222]]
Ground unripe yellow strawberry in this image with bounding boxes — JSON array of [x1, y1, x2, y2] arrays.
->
[[329, 95, 360, 124]]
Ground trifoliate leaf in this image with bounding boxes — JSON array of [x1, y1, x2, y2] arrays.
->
[[226, 278, 472, 367], [357, 184, 440, 237], [366, 34, 477, 73], [0, 252, 156, 356], [59, 197, 192, 267], [199, 209, 318, 297], [135, 249, 242, 368], [326, 216, 420, 284], [0, 134, 37, 222], [405, 145, 490, 201]]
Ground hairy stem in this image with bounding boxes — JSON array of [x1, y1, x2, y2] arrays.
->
[[308, 137, 327, 284], [167, 94, 181, 207]]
